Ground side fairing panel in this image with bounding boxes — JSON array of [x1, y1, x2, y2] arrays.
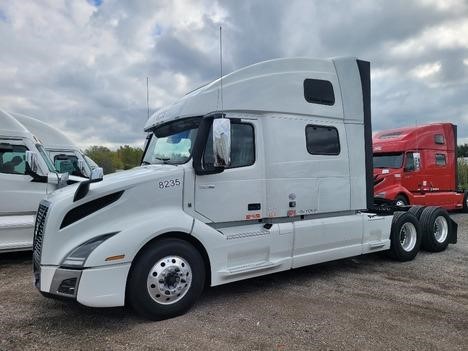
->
[[263, 115, 351, 216]]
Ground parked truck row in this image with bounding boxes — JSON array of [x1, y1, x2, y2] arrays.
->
[[0, 110, 100, 252], [27, 57, 458, 320]]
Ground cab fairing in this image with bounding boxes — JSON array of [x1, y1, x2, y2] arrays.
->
[[40, 165, 189, 266]]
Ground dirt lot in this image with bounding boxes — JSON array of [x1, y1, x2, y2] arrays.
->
[[0, 214, 467, 351]]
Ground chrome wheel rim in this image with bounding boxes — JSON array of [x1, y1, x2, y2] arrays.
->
[[147, 256, 192, 305], [396, 200, 406, 207], [433, 216, 448, 243], [399, 222, 417, 252]]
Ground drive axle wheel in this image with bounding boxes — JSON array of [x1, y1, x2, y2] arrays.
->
[[419, 206, 451, 252], [127, 239, 205, 320], [408, 205, 425, 219], [388, 211, 421, 261]]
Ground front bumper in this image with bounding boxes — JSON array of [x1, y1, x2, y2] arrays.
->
[[35, 263, 131, 307]]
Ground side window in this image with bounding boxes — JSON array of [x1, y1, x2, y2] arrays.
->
[[435, 154, 446, 166], [203, 122, 255, 169], [303, 79, 335, 105], [0, 143, 28, 175], [305, 125, 340, 155], [404, 152, 415, 172], [434, 134, 445, 145]]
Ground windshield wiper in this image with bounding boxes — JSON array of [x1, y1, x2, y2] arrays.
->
[[141, 161, 151, 165], [154, 157, 172, 164]]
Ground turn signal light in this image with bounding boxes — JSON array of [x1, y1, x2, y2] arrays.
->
[[105, 254, 125, 262]]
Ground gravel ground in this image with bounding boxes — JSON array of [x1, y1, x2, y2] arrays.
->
[[0, 214, 467, 351]]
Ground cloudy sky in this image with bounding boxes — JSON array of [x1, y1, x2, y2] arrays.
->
[[0, 0, 467, 149]]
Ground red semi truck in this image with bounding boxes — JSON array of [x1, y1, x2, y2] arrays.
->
[[373, 123, 468, 211]]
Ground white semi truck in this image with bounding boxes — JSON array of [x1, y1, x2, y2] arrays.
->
[[0, 110, 72, 252], [10, 113, 97, 178], [33, 57, 457, 320]]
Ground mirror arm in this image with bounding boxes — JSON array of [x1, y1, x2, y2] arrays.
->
[[25, 162, 47, 183]]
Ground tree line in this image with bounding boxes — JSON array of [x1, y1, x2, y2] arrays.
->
[[458, 144, 468, 157], [85, 145, 143, 174]]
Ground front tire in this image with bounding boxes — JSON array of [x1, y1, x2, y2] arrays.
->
[[127, 239, 205, 320], [419, 206, 451, 252], [394, 195, 409, 207], [388, 211, 421, 261]]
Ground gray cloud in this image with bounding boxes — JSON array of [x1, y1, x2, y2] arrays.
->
[[0, 0, 466, 148]]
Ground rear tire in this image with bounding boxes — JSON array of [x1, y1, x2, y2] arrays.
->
[[408, 205, 425, 219], [394, 195, 409, 207], [419, 206, 451, 252], [127, 239, 205, 321], [388, 211, 421, 261]]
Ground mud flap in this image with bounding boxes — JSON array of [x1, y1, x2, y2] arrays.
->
[[448, 217, 458, 244]]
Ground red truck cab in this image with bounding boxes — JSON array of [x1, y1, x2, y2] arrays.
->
[[373, 123, 466, 210]]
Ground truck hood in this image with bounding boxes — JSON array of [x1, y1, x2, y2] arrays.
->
[[47, 164, 180, 203], [373, 168, 402, 189]]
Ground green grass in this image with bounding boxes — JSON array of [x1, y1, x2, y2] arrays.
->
[[459, 160, 468, 190]]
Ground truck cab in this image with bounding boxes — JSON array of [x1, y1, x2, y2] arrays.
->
[[0, 110, 73, 252], [373, 123, 465, 209], [32, 57, 457, 320], [10, 112, 96, 179]]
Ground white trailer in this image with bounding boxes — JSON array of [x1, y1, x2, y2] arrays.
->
[[0, 110, 76, 252], [33, 57, 457, 320], [10, 113, 97, 178]]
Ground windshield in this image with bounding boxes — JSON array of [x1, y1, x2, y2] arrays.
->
[[142, 117, 201, 165], [373, 153, 404, 169], [36, 144, 56, 172], [53, 153, 86, 177]]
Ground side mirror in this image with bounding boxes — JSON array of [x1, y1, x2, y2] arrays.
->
[[212, 118, 231, 168], [25, 151, 40, 174], [89, 167, 104, 182], [47, 172, 69, 188], [78, 159, 90, 177]]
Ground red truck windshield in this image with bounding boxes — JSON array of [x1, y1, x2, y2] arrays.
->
[[373, 153, 404, 169]]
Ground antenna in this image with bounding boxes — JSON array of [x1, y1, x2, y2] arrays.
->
[[219, 26, 224, 115], [146, 76, 150, 120]]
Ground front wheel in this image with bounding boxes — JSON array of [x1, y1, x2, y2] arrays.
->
[[388, 211, 421, 261], [127, 239, 205, 320], [394, 195, 409, 207]]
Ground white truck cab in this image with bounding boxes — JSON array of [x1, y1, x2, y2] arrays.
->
[[33, 57, 457, 320], [0, 110, 73, 252], [10, 113, 96, 179]]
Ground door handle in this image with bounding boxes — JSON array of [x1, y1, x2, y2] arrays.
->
[[199, 185, 215, 189]]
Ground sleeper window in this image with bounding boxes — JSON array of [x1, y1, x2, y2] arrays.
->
[[435, 154, 446, 166], [203, 122, 255, 168], [0, 144, 28, 175], [305, 125, 340, 155]]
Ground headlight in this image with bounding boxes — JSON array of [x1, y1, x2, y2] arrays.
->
[[61, 233, 117, 268], [375, 192, 386, 198]]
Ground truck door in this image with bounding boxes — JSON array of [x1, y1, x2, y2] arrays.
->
[[194, 118, 293, 276], [194, 118, 265, 223], [401, 151, 421, 193], [0, 139, 46, 250]]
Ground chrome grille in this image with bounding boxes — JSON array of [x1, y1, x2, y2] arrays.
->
[[33, 202, 49, 267]]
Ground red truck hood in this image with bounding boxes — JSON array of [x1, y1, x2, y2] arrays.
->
[[373, 168, 402, 190]]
